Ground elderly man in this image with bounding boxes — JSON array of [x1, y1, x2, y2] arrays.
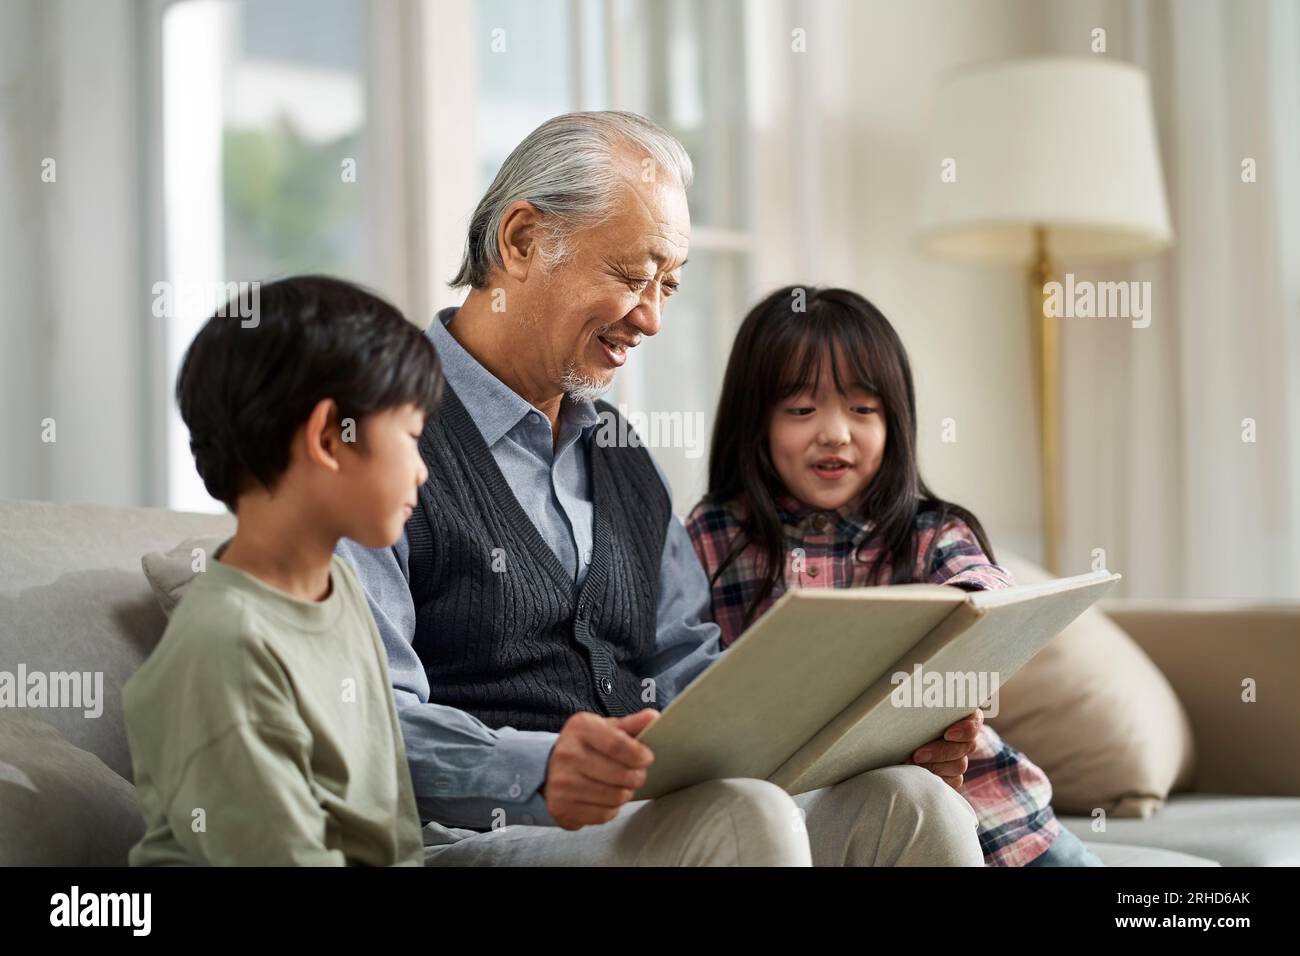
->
[[337, 110, 986, 866]]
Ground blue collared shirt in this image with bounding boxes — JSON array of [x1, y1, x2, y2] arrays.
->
[[336, 307, 724, 829]]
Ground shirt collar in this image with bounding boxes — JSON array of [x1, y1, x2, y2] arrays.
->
[[775, 491, 875, 542], [426, 306, 601, 447], [774, 492, 811, 521]]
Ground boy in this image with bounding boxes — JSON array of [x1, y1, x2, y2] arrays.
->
[[124, 275, 442, 865]]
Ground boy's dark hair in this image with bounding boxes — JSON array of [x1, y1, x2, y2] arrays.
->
[[176, 275, 443, 512]]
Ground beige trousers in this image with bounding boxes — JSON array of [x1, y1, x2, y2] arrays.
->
[[422, 765, 985, 866]]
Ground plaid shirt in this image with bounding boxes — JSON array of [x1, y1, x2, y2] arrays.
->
[[685, 494, 1061, 867]]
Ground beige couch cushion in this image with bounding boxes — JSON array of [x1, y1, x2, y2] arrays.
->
[[1102, 603, 1300, 798], [989, 553, 1195, 818]]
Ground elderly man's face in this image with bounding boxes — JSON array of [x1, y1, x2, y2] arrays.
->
[[528, 163, 691, 398]]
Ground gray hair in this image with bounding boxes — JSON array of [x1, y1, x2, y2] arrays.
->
[[450, 111, 694, 289]]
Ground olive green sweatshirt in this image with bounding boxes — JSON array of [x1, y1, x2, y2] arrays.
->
[[123, 542, 424, 866]]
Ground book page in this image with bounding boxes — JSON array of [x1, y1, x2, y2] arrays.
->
[[771, 572, 1120, 794]]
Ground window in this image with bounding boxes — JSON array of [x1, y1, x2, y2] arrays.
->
[[161, 0, 377, 511], [611, 0, 753, 513]]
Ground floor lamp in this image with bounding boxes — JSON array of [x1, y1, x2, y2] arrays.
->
[[916, 57, 1173, 573]]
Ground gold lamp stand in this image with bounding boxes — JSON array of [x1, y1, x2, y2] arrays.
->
[[1029, 226, 1061, 575]]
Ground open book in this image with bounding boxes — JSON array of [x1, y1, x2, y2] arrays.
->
[[634, 570, 1120, 800]]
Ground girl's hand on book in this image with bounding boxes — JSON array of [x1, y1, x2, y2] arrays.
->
[[907, 708, 984, 791]]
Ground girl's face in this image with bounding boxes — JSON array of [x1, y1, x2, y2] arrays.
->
[[768, 374, 887, 513]]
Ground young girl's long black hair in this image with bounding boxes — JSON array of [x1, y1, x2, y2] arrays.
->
[[705, 285, 996, 629]]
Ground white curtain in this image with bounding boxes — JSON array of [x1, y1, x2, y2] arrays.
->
[[1050, 0, 1300, 599], [0, 0, 156, 508]]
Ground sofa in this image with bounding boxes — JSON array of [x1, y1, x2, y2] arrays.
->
[[1, 498, 1297, 866]]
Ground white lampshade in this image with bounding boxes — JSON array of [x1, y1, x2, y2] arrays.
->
[[917, 57, 1174, 264]]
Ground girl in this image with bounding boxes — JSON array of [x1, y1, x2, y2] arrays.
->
[[686, 285, 1100, 867]]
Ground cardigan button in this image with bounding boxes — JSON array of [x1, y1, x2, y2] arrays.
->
[[600, 677, 614, 695]]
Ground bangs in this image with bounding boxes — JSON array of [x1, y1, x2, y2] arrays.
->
[[776, 309, 883, 401]]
